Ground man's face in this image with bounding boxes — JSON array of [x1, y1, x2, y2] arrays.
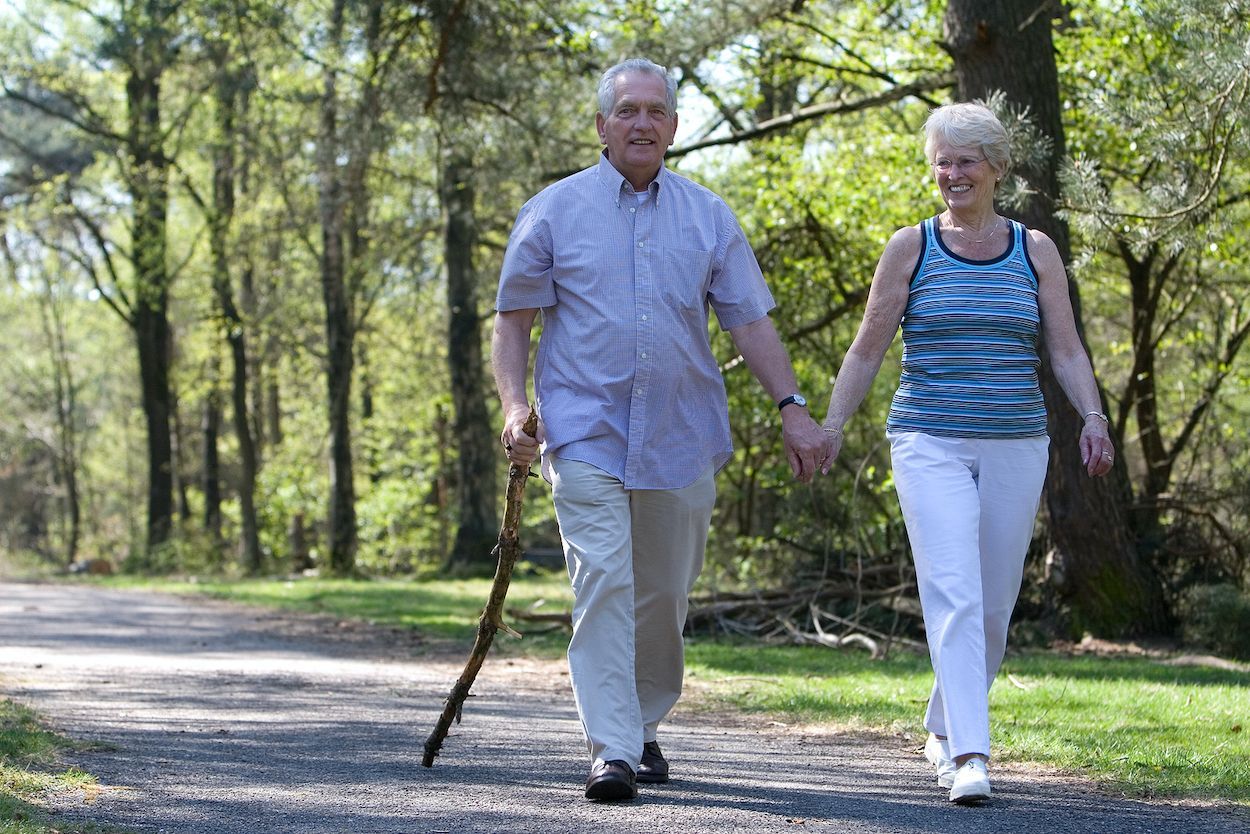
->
[[596, 71, 678, 190]]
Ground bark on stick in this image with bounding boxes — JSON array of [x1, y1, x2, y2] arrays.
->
[[422, 408, 538, 767]]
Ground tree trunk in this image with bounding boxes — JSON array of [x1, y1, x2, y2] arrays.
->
[[943, 0, 1168, 635], [32, 264, 81, 566], [441, 153, 498, 573], [265, 373, 282, 448], [317, 0, 359, 575], [127, 51, 175, 554], [202, 378, 223, 540], [209, 60, 263, 574]]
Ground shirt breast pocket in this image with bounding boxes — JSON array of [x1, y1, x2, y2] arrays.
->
[[658, 246, 713, 314]]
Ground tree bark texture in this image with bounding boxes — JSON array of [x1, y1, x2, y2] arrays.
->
[[442, 153, 499, 573], [423, 409, 537, 767], [943, 0, 1168, 635]]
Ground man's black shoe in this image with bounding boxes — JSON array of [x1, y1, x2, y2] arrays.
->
[[584, 760, 637, 801], [637, 740, 669, 784]]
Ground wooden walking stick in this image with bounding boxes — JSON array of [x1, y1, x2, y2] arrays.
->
[[422, 408, 538, 767]]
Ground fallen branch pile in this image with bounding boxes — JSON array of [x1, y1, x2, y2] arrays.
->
[[686, 564, 925, 658], [507, 562, 927, 660]]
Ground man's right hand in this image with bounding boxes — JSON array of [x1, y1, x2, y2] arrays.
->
[[500, 404, 543, 466]]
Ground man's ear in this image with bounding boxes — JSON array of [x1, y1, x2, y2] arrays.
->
[[595, 112, 607, 144]]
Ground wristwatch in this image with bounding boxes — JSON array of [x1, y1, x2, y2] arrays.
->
[[777, 393, 808, 411]]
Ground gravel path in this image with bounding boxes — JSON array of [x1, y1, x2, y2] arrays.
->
[[0, 580, 1246, 833]]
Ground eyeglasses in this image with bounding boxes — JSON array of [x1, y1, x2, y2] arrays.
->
[[931, 156, 987, 173]]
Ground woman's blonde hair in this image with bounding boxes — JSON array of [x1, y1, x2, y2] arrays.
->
[[924, 102, 1011, 178]]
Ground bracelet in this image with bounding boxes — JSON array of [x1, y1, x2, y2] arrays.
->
[[1083, 410, 1108, 423], [822, 425, 842, 435]]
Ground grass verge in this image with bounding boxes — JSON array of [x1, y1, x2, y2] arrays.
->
[[686, 642, 1250, 802], [91, 572, 1249, 804], [0, 697, 104, 833]]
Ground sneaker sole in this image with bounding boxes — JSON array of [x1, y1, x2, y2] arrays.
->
[[949, 788, 991, 805]]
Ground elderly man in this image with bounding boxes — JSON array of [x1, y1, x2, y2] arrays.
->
[[492, 57, 829, 801]]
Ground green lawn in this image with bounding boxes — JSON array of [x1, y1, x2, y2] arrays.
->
[[686, 642, 1250, 801], [90, 572, 1250, 803], [0, 698, 105, 833]]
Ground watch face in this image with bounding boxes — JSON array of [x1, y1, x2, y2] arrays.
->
[[793, 394, 807, 407]]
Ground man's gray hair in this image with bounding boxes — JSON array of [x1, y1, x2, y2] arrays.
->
[[924, 102, 1012, 177], [597, 58, 678, 116]]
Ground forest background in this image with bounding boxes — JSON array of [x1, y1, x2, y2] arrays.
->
[[1, 0, 1248, 652]]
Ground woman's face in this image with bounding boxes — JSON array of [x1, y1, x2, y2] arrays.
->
[[929, 140, 999, 213]]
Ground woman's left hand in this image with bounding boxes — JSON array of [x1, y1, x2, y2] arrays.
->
[[1079, 414, 1115, 477]]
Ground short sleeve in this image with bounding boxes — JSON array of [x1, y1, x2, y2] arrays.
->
[[496, 197, 558, 312], [706, 201, 774, 330]]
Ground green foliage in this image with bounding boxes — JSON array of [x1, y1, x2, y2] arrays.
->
[[0, 0, 1247, 627], [1176, 584, 1250, 660], [1055, 0, 1250, 597]]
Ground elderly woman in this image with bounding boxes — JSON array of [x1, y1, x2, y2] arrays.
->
[[819, 102, 1114, 803]]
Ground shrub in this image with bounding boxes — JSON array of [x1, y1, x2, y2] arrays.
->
[[1176, 583, 1250, 660]]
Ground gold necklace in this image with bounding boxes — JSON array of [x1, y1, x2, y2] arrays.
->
[[950, 216, 1002, 245]]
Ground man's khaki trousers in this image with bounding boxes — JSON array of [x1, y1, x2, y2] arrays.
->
[[549, 456, 716, 770]]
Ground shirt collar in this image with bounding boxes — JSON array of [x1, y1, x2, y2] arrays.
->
[[596, 150, 666, 208]]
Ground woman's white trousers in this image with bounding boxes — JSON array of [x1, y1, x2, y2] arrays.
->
[[888, 431, 1049, 760]]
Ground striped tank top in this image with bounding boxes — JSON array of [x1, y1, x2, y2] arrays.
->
[[885, 216, 1047, 438]]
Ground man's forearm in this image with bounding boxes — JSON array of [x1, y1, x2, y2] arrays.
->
[[727, 315, 800, 404], [491, 309, 538, 413]]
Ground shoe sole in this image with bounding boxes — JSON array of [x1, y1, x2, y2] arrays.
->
[[585, 781, 638, 801], [950, 791, 991, 805]]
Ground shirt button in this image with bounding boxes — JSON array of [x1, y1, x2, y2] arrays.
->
[[641, 352, 647, 359], [637, 241, 644, 248], [629, 207, 636, 213], [641, 315, 648, 321]]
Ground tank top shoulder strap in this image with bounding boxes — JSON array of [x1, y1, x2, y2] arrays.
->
[[909, 216, 940, 285]]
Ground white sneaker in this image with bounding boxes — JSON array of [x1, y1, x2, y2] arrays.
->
[[948, 758, 992, 804], [923, 734, 957, 788]]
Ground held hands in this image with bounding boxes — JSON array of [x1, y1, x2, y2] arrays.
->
[[781, 410, 835, 484], [819, 425, 844, 475], [500, 403, 543, 466], [1079, 412, 1115, 477]]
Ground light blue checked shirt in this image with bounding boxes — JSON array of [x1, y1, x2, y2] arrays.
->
[[496, 153, 775, 490]]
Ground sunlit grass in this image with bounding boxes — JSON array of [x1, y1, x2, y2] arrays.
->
[[104, 571, 577, 656], [0, 698, 105, 833], [686, 642, 1250, 801]]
